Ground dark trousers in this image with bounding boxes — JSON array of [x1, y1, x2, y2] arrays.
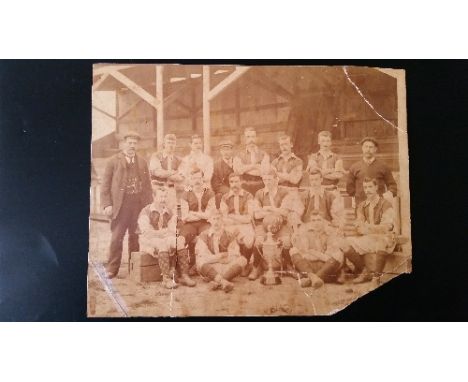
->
[[178, 220, 210, 265], [107, 194, 142, 275]]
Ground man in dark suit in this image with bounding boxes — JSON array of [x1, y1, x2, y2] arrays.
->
[[100, 131, 152, 278], [211, 139, 235, 196]]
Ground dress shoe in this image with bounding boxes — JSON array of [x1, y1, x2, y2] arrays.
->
[[298, 277, 312, 288], [209, 281, 221, 290], [248, 266, 263, 281], [188, 265, 198, 277], [220, 279, 234, 293], [162, 276, 178, 289], [309, 273, 324, 289], [352, 270, 372, 284], [179, 273, 196, 287], [105, 271, 117, 279], [336, 269, 348, 284], [241, 263, 252, 277]]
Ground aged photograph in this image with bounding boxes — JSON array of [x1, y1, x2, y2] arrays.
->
[[88, 64, 411, 317]]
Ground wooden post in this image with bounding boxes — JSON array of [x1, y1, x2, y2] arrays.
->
[[115, 90, 120, 148], [235, 82, 241, 128], [156, 65, 164, 150], [191, 80, 197, 132], [203, 66, 211, 155]]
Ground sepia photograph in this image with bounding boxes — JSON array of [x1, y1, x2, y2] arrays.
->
[[88, 64, 411, 317]]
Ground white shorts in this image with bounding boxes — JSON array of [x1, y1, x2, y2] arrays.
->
[[224, 224, 255, 247]]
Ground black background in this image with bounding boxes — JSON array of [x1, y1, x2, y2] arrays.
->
[[0, 60, 466, 321]]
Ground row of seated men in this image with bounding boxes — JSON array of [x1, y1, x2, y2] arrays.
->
[[137, 166, 396, 291], [101, 127, 398, 293]]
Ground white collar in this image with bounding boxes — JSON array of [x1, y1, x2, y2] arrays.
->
[[246, 145, 258, 154], [149, 203, 170, 214], [162, 151, 174, 159], [279, 152, 297, 161], [264, 187, 278, 197], [208, 228, 224, 237], [318, 149, 333, 159], [227, 189, 245, 198], [364, 195, 380, 208], [363, 156, 376, 165]]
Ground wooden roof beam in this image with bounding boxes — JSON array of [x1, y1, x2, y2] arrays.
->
[[163, 79, 201, 109], [92, 104, 116, 120], [109, 70, 161, 110], [246, 70, 294, 101], [117, 98, 144, 121], [92, 73, 110, 91], [207, 66, 250, 101], [93, 64, 136, 76]]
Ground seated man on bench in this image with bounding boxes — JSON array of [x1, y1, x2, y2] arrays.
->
[[179, 168, 215, 271], [290, 211, 344, 288], [137, 182, 196, 289], [217, 173, 256, 276], [250, 167, 303, 280], [292, 168, 344, 232], [342, 177, 396, 283], [195, 209, 248, 293]]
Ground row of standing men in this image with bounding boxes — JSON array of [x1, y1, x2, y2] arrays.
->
[[100, 127, 398, 291]]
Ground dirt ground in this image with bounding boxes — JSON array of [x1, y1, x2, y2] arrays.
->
[[88, 219, 400, 317]]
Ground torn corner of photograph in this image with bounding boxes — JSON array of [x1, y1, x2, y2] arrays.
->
[[88, 64, 411, 317]]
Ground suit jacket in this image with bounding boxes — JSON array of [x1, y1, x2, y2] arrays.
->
[[211, 158, 234, 195], [100, 152, 152, 220]]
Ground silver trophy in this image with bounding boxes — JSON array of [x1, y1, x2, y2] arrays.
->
[[260, 227, 282, 285]]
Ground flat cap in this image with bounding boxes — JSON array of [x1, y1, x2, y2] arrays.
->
[[164, 133, 177, 142], [360, 136, 379, 147], [218, 139, 233, 148], [123, 130, 141, 140]]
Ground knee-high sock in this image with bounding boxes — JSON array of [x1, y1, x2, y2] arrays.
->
[[199, 264, 218, 281], [291, 253, 311, 277], [222, 264, 243, 281], [176, 248, 190, 274], [252, 245, 263, 267], [344, 247, 365, 273], [316, 259, 341, 283], [281, 247, 292, 268], [187, 241, 196, 266], [374, 251, 388, 275], [158, 251, 171, 277], [240, 244, 253, 262]]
